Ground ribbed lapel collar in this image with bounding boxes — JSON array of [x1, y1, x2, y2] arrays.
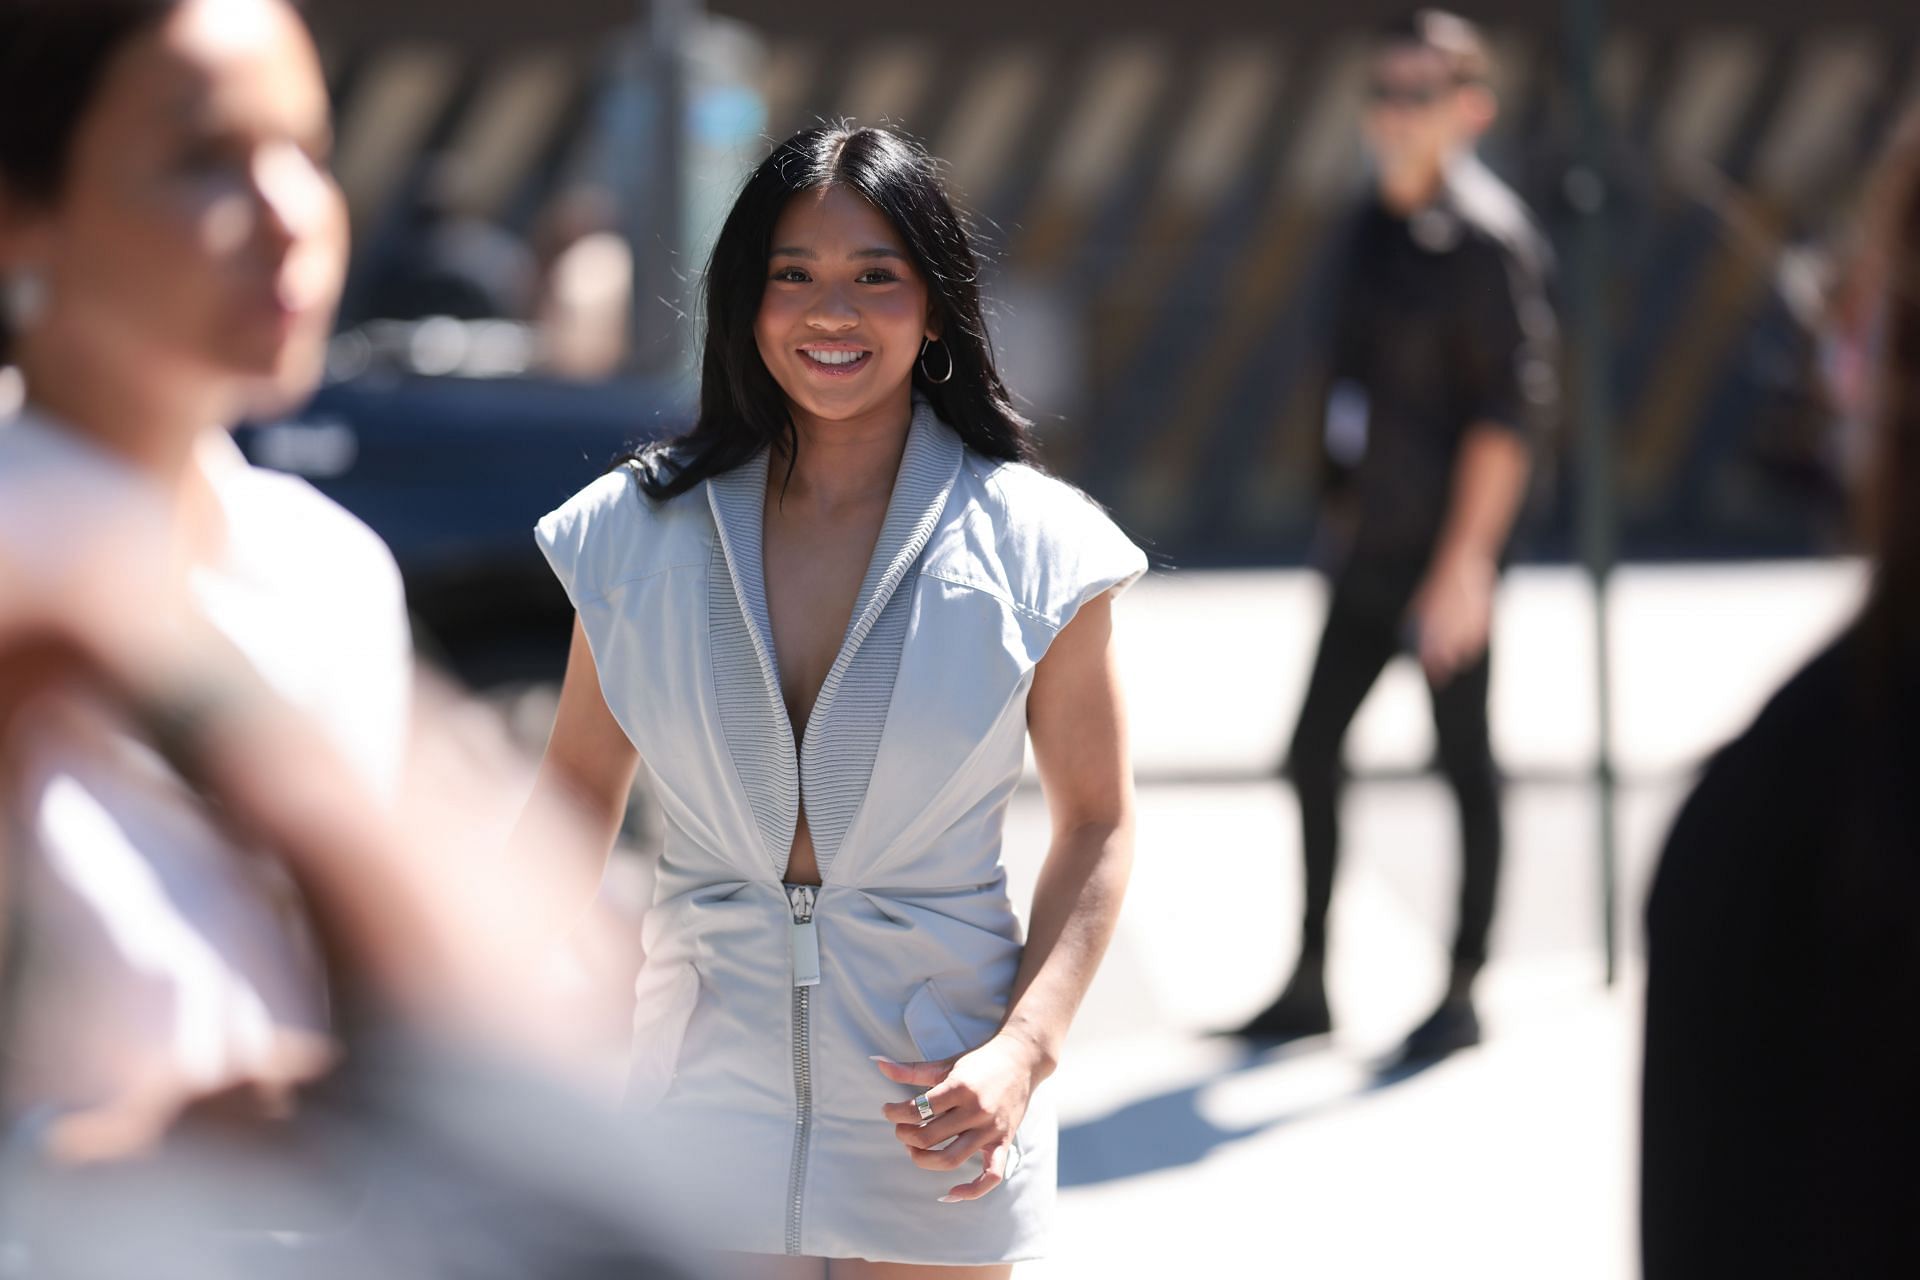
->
[[797, 401, 962, 875], [704, 400, 965, 881], [706, 447, 798, 875], [707, 446, 780, 697], [803, 402, 960, 740]]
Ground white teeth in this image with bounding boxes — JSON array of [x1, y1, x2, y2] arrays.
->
[[805, 349, 866, 366]]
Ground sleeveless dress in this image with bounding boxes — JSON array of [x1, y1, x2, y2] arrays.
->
[[534, 400, 1146, 1265]]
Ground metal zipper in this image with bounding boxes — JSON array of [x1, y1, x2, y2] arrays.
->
[[784, 883, 819, 1257]]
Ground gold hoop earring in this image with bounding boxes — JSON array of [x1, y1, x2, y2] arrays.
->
[[919, 338, 954, 385]]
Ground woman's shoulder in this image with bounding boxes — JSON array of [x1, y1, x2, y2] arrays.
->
[[938, 450, 1149, 628], [955, 452, 1119, 535], [239, 460, 391, 562], [535, 463, 714, 607]]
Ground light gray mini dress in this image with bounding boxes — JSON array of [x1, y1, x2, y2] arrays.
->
[[535, 400, 1146, 1265]]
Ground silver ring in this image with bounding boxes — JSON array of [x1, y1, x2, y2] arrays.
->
[[912, 1093, 935, 1123]]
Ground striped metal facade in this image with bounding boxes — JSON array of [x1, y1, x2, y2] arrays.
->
[[308, 9, 1920, 563]]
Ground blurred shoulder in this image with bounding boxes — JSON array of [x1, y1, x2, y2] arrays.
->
[[1651, 630, 1858, 927], [1447, 157, 1553, 281], [227, 456, 408, 621], [238, 461, 393, 568]]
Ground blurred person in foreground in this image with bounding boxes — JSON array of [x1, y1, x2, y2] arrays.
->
[[1233, 9, 1557, 1066], [0, 0, 410, 1134], [1641, 109, 1920, 1279], [0, 529, 693, 1278], [522, 124, 1144, 1276], [0, 1, 690, 1272]]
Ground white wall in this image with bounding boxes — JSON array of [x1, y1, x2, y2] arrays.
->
[[1104, 561, 1868, 780]]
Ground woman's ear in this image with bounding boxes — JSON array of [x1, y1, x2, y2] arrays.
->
[[925, 304, 943, 344]]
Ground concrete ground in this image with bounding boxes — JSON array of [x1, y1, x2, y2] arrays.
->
[[1002, 778, 1669, 1280], [975, 563, 1854, 1279]]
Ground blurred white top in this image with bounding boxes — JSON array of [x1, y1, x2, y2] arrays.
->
[[0, 410, 412, 1122]]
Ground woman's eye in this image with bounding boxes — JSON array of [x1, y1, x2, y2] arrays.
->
[[770, 267, 810, 283], [859, 270, 900, 285]]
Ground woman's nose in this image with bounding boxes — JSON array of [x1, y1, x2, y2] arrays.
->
[[253, 142, 337, 250], [805, 284, 859, 330]]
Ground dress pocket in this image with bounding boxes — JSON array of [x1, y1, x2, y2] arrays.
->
[[902, 979, 1025, 1180], [903, 979, 974, 1063], [625, 958, 699, 1111]]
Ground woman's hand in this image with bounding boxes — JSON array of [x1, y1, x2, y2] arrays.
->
[[874, 1033, 1042, 1202]]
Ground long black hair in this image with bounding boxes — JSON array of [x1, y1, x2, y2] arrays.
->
[[630, 124, 1038, 500], [0, 0, 188, 366]]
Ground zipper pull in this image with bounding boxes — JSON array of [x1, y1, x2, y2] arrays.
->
[[787, 885, 821, 988]]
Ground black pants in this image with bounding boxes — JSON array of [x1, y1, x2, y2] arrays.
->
[[1287, 564, 1503, 980]]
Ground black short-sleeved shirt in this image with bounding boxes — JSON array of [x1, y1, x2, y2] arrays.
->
[[1322, 158, 1557, 570]]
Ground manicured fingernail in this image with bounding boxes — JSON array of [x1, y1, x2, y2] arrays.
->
[[938, 1195, 961, 1204], [869, 1055, 897, 1064]]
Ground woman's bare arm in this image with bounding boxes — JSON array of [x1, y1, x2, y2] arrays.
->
[[509, 617, 641, 931], [1002, 589, 1136, 1076], [875, 589, 1136, 1202]]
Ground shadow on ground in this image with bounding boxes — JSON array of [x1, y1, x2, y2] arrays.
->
[[1058, 1041, 1449, 1188]]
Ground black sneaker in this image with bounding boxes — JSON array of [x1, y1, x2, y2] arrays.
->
[[1385, 998, 1482, 1070], [1226, 967, 1332, 1043]]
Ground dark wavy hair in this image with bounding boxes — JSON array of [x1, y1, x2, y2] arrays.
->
[[0, 0, 190, 366], [630, 124, 1038, 500]]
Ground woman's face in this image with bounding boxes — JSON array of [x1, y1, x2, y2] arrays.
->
[[7, 0, 346, 411], [755, 184, 938, 431]]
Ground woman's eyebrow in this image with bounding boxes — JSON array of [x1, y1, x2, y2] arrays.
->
[[768, 246, 908, 261]]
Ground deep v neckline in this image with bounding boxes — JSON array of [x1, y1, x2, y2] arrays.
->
[[760, 470, 896, 748], [706, 400, 964, 881]]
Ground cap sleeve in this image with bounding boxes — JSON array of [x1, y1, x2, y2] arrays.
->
[[1025, 480, 1149, 634], [1060, 502, 1148, 624], [533, 468, 642, 610]]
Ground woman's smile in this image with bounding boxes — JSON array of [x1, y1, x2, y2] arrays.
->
[[798, 344, 874, 377]]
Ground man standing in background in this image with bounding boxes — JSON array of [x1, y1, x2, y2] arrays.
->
[[1234, 10, 1557, 1067]]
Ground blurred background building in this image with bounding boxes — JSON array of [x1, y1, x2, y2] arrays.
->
[[4, 3, 1899, 1272], [273, 1, 1910, 689]]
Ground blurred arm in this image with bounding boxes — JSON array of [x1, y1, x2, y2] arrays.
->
[[1437, 232, 1553, 569], [1412, 237, 1551, 681], [1435, 425, 1532, 568], [509, 616, 640, 932]]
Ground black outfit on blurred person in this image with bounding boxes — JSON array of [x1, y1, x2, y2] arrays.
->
[[1642, 625, 1920, 1279], [1241, 160, 1554, 1058]]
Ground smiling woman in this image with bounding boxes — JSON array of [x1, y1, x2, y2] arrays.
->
[[522, 124, 1147, 1276], [0, 0, 413, 1141], [625, 125, 1036, 501]]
